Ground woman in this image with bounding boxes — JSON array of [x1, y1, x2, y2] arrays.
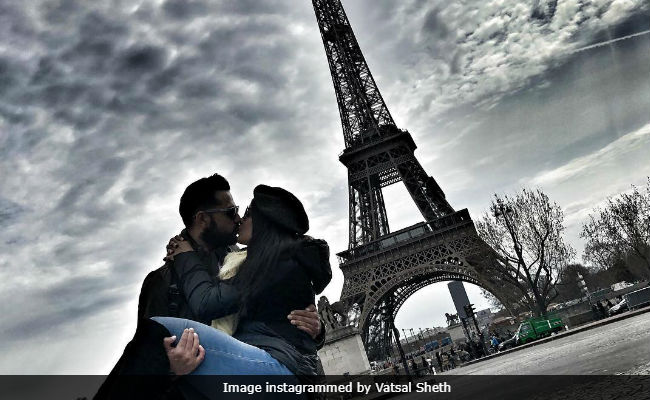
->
[[154, 184, 331, 381]]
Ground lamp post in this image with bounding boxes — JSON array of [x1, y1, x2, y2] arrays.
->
[[391, 323, 411, 377], [465, 304, 488, 356], [459, 316, 476, 359]]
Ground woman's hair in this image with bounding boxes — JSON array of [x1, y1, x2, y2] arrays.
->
[[232, 201, 299, 315]]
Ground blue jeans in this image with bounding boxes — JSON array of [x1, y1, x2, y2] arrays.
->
[[151, 317, 294, 375]]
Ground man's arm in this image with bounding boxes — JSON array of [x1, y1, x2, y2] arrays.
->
[[173, 251, 240, 322], [138, 269, 170, 320]]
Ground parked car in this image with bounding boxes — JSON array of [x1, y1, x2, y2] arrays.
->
[[608, 298, 628, 316], [497, 335, 517, 351]]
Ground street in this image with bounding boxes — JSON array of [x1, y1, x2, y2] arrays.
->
[[443, 311, 650, 375], [388, 312, 650, 400]]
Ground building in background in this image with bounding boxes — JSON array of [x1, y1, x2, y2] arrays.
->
[[475, 308, 494, 330], [448, 281, 471, 318]]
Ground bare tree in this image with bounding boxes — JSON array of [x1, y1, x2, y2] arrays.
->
[[581, 178, 650, 274], [479, 288, 502, 310], [476, 188, 575, 317]]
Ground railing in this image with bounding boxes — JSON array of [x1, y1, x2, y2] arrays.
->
[[337, 209, 472, 263], [338, 126, 411, 158]]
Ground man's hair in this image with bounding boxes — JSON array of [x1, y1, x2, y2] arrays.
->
[[179, 174, 230, 227]]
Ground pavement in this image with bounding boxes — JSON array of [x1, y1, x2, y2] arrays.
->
[[440, 308, 650, 375], [354, 307, 650, 400], [456, 304, 650, 370]]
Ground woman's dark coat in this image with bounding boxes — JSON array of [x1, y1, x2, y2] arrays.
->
[[173, 237, 332, 377]]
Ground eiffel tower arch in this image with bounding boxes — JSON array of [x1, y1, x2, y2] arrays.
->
[[311, 0, 519, 361], [336, 212, 518, 360]]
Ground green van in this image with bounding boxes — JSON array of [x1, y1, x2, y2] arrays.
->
[[516, 316, 564, 344]]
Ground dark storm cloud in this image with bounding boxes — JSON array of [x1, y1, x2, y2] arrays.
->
[[349, 0, 650, 115], [116, 45, 168, 75], [78, 10, 129, 39], [59, 13, 127, 72], [531, 0, 558, 22], [196, 20, 290, 67], [1, 0, 335, 372], [0, 57, 21, 95], [179, 77, 223, 99], [437, 19, 650, 188], [1, 0, 649, 373], [0, 2, 36, 43], [0, 197, 25, 227], [41, 0, 85, 25], [219, 0, 289, 16], [0, 126, 43, 158], [422, 8, 450, 39], [0, 275, 130, 340], [162, 0, 208, 20], [55, 157, 127, 215], [146, 62, 186, 93]]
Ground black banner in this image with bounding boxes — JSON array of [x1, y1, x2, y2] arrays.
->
[[1, 375, 649, 400]]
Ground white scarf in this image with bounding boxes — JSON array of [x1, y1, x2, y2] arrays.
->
[[210, 250, 247, 335]]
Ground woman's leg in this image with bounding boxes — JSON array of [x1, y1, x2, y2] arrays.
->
[[151, 317, 293, 375]]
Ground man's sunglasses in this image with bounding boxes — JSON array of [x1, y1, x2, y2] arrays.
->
[[198, 205, 239, 219]]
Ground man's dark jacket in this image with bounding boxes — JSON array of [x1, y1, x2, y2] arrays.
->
[[95, 231, 231, 399], [137, 231, 234, 324]]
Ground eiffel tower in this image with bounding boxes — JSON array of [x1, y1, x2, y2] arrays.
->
[[311, 0, 518, 361]]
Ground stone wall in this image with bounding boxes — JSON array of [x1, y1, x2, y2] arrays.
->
[[318, 327, 370, 375]]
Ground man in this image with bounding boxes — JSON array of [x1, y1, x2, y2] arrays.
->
[[435, 351, 443, 372], [96, 174, 324, 398], [421, 357, 430, 374]]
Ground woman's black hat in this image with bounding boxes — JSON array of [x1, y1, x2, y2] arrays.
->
[[252, 185, 309, 235]]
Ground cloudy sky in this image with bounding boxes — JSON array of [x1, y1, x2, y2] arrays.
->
[[1, 0, 649, 374]]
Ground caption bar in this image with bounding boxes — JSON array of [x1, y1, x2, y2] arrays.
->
[[223, 381, 452, 395]]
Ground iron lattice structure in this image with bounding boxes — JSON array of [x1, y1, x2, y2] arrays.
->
[[312, 0, 516, 361]]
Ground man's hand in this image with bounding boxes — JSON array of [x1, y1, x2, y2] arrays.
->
[[163, 327, 205, 375], [163, 235, 193, 262], [288, 304, 321, 339]]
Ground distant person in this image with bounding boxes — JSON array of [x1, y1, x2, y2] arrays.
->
[[597, 301, 607, 318], [411, 358, 420, 376], [421, 357, 430, 374], [447, 351, 456, 369], [435, 351, 443, 372], [490, 335, 500, 351]]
